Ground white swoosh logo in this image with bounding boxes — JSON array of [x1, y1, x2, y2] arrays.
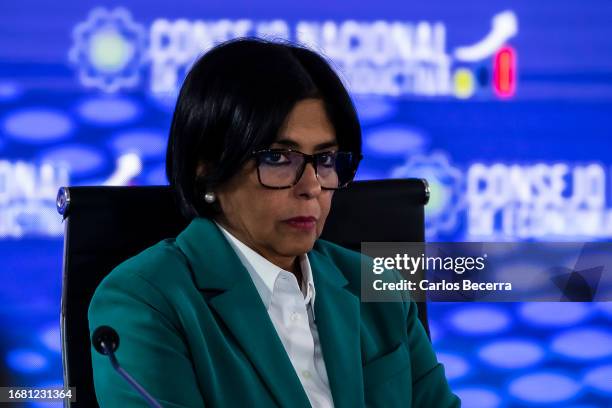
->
[[453, 10, 518, 62], [103, 152, 142, 185]]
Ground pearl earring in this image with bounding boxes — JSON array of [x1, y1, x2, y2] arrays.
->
[[203, 191, 216, 203]]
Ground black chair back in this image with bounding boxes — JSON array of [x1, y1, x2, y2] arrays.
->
[[57, 178, 429, 407]]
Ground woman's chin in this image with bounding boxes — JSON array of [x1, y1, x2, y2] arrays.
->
[[278, 239, 316, 257]]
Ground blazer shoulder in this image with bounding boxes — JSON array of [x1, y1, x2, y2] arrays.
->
[[312, 239, 362, 287], [97, 238, 191, 293], [313, 239, 362, 264], [313, 239, 410, 312]]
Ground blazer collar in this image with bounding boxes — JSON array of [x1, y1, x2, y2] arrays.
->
[[309, 243, 365, 408], [175, 217, 365, 408], [176, 217, 244, 291], [176, 217, 350, 290]]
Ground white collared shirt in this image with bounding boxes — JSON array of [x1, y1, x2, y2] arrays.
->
[[215, 222, 334, 408]]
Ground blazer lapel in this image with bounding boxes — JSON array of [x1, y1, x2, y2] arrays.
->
[[176, 218, 311, 407], [309, 248, 365, 408]]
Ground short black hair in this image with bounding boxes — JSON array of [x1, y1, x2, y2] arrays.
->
[[166, 37, 362, 220]]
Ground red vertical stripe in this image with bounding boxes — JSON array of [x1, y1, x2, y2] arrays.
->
[[494, 46, 516, 98]]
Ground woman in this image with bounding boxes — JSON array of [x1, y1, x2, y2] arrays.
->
[[89, 38, 460, 407]]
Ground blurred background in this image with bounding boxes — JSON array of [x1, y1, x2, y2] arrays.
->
[[1, 0, 612, 406]]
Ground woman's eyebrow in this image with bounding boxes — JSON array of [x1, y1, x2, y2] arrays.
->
[[272, 138, 339, 150]]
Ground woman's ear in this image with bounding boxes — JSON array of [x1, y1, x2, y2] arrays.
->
[[196, 161, 208, 178], [194, 160, 212, 200], [194, 161, 223, 215]]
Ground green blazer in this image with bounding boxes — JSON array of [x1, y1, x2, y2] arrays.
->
[[89, 217, 460, 407]]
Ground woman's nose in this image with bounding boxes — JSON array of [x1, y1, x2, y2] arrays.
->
[[294, 162, 321, 197]]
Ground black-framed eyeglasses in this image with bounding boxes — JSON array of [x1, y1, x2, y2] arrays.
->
[[251, 148, 362, 190]]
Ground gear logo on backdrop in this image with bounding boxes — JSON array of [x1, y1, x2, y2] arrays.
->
[[391, 152, 465, 238], [69, 8, 148, 93]]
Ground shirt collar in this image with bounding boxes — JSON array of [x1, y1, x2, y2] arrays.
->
[[214, 221, 316, 312]]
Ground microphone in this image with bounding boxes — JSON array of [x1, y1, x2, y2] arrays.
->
[[91, 326, 163, 408]]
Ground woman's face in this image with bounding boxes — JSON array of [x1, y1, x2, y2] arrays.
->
[[215, 98, 336, 270]]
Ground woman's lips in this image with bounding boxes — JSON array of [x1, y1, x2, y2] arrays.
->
[[283, 216, 317, 231]]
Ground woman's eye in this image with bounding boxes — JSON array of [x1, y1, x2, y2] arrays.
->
[[262, 152, 290, 165], [318, 153, 336, 167]]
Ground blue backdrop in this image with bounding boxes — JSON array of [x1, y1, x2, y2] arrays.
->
[[1, 1, 611, 406]]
